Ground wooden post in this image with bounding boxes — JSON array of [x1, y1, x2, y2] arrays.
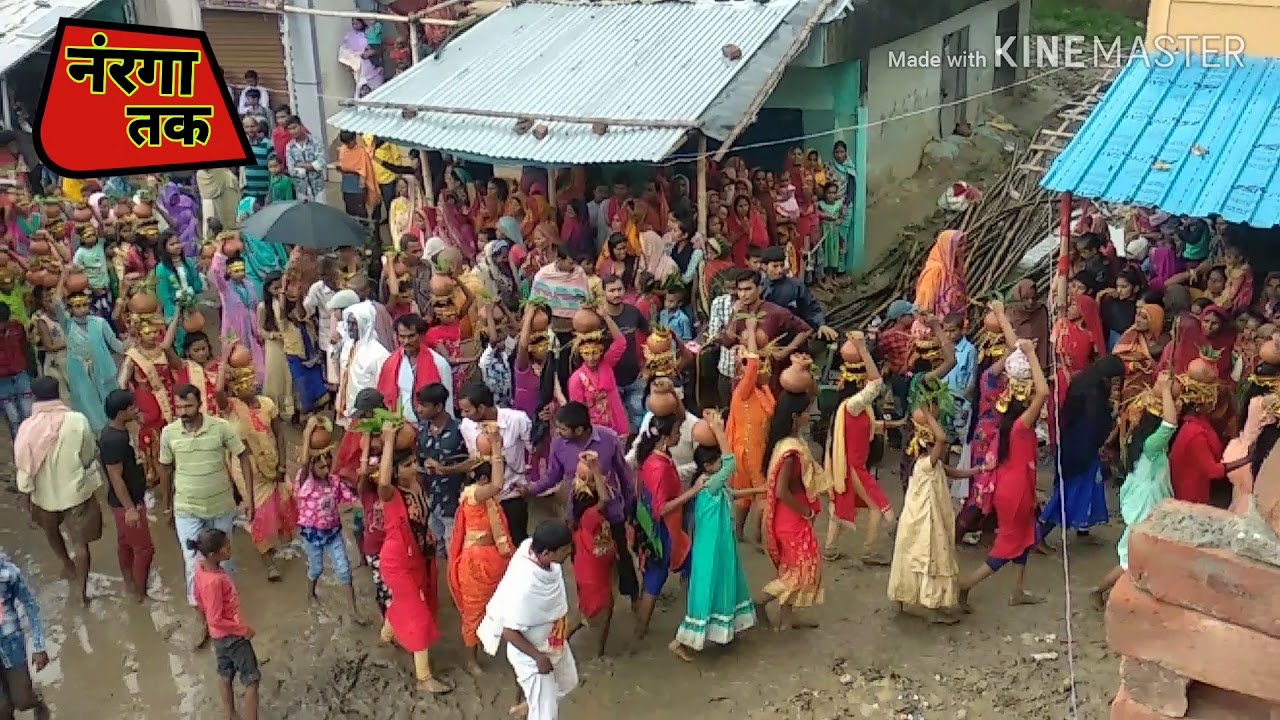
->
[[409, 22, 421, 64], [546, 167, 557, 218], [696, 133, 708, 237], [421, 151, 437, 209]]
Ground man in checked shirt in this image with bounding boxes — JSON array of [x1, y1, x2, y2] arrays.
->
[[0, 553, 50, 719]]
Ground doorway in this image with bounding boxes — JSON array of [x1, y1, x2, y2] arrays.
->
[[995, 3, 1021, 91], [939, 27, 969, 137]]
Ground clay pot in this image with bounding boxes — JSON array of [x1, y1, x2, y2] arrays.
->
[[529, 307, 551, 333], [392, 256, 409, 278], [114, 199, 131, 219], [28, 240, 50, 256], [436, 246, 464, 274], [228, 344, 253, 368], [691, 419, 717, 447], [42, 203, 61, 220], [1261, 339, 1280, 367], [200, 243, 215, 261], [429, 273, 456, 297], [127, 292, 159, 315], [133, 201, 154, 219], [911, 408, 930, 425], [64, 270, 89, 295], [779, 355, 815, 394], [38, 271, 59, 288], [221, 234, 243, 257], [25, 269, 48, 287], [573, 307, 602, 334], [309, 425, 333, 450], [182, 309, 205, 334], [839, 336, 859, 364], [72, 204, 94, 223], [575, 451, 598, 480], [394, 424, 416, 451], [476, 432, 493, 457], [647, 387, 681, 416], [646, 331, 673, 355], [1187, 357, 1217, 384], [982, 311, 1001, 333]]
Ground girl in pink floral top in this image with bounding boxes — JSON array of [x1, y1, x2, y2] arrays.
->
[[568, 304, 630, 436], [292, 443, 362, 620]]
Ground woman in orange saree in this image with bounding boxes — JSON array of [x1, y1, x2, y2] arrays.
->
[[1113, 303, 1164, 443], [756, 389, 829, 630], [726, 321, 776, 543], [447, 426, 514, 676], [522, 182, 552, 239], [914, 230, 969, 318]]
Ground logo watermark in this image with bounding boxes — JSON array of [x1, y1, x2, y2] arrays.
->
[[888, 35, 1248, 71]]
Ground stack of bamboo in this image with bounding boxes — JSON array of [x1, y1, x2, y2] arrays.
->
[[823, 150, 1061, 331]]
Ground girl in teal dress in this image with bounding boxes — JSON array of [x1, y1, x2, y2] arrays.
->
[[154, 231, 203, 353], [61, 291, 124, 431], [670, 410, 762, 661], [237, 196, 288, 297]]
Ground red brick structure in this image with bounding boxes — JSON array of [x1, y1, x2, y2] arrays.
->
[[1105, 499, 1280, 719]]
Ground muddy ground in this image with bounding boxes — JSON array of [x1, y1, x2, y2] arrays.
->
[[1, 73, 1124, 719]]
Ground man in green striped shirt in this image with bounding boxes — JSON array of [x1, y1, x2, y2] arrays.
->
[[160, 384, 254, 606], [240, 115, 272, 205]]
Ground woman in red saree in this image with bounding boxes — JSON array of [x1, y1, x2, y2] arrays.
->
[[1049, 293, 1105, 446], [373, 423, 449, 694], [726, 195, 767, 266], [1161, 306, 1237, 435], [118, 314, 180, 486], [522, 182, 552, 239], [757, 390, 829, 630], [438, 169, 479, 262], [447, 426, 514, 676]]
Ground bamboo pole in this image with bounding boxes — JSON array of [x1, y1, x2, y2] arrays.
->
[[277, 4, 459, 26], [420, 152, 437, 209], [407, 0, 470, 20], [338, 98, 702, 130], [696, 133, 708, 237], [409, 22, 421, 64], [547, 167, 557, 217]]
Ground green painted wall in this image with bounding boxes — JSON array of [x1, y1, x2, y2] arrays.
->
[[762, 60, 870, 271]]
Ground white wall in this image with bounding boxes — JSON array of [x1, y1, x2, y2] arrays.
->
[[135, 0, 201, 30], [863, 0, 1030, 187]]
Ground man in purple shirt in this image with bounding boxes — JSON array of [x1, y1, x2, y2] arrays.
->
[[524, 402, 639, 604]]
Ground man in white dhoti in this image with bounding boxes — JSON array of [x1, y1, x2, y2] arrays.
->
[[479, 521, 578, 719]]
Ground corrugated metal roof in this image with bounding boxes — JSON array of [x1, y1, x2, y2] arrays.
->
[[1042, 54, 1280, 229], [328, 0, 810, 165], [0, 0, 110, 76]]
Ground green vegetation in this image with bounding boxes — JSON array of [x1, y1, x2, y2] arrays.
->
[[1031, 0, 1145, 43]]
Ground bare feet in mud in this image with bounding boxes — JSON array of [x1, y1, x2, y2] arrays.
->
[[508, 702, 529, 717], [464, 661, 484, 677], [417, 677, 451, 694], [928, 610, 960, 625], [957, 591, 973, 614], [774, 619, 820, 632], [1089, 588, 1107, 611], [753, 601, 771, 628], [667, 640, 694, 663], [194, 627, 210, 651], [860, 552, 891, 567]]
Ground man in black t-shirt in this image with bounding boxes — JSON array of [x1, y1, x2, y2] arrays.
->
[[100, 389, 153, 603], [602, 274, 650, 435]]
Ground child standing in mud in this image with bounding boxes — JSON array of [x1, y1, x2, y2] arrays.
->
[[0, 552, 51, 720], [190, 529, 261, 720]]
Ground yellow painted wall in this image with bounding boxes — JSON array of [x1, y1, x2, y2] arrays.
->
[[1146, 0, 1280, 57]]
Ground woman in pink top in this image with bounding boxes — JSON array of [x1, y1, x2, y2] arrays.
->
[[568, 301, 629, 436]]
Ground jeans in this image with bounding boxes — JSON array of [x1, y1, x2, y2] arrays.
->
[[112, 506, 155, 594], [427, 508, 456, 561], [301, 528, 352, 584], [0, 371, 32, 440], [175, 509, 238, 606], [620, 377, 647, 434]]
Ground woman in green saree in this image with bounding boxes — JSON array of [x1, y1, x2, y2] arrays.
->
[[826, 140, 859, 273], [237, 196, 288, 297], [670, 409, 762, 661]]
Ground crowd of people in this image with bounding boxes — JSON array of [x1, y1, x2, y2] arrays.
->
[[0, 82, 1274, 720]]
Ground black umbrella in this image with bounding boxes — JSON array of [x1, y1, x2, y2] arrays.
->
[[239, 199, 369, 250]]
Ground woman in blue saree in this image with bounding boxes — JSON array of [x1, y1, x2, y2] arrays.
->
[[1037, 355, 1124, 548], [282, 291, 330, 417], [61, 290, 125, 431]]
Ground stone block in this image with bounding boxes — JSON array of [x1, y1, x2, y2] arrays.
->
[[1106, 575, 1280, 705], [1128, 522, 1280, 638], [1119, 657, 1190, 717], [1112, 685, 1276, 720]]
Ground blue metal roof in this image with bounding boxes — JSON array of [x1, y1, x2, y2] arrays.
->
[[1041, 54, 1280, 229]]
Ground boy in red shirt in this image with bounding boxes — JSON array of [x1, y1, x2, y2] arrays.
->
[[189, 528, 260, 720]]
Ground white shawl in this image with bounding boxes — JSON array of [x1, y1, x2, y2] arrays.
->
[[339, 303, 389, 419], [478, 539, 569, 657]]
